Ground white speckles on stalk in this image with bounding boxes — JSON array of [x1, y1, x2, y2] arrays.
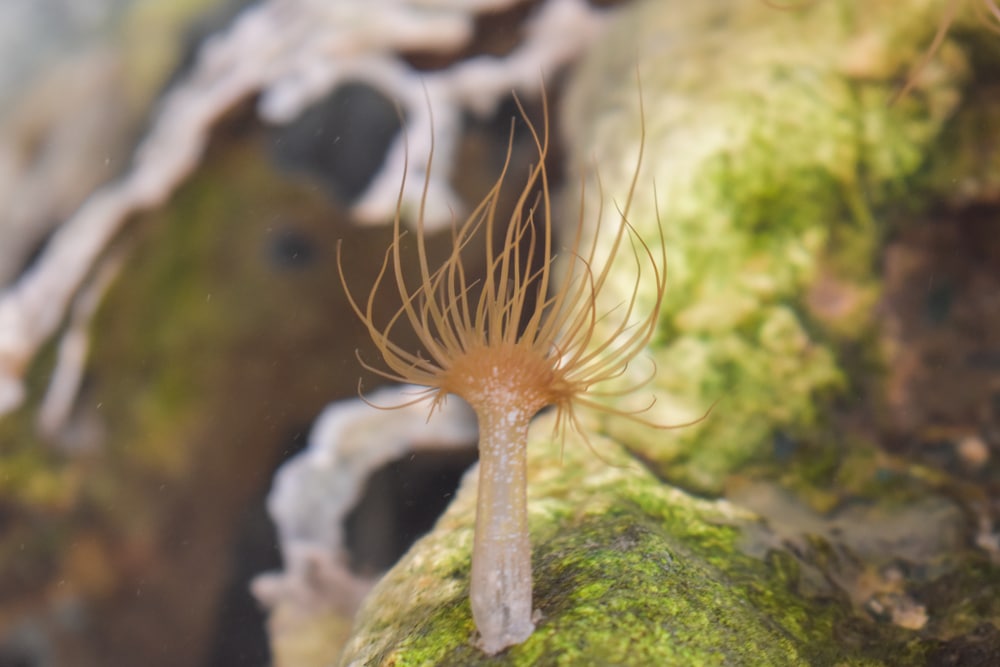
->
[[467, 378, 540, 655]]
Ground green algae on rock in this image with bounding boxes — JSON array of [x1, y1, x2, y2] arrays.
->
[[560, 0, 970, 494], [338, 416, 856, 666], [337, 422, 993, 665], [336, 426, 983, 666]]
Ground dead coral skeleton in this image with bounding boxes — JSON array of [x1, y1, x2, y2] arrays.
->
[[0, 0, 610, 421], [251, 384, 477, 618]]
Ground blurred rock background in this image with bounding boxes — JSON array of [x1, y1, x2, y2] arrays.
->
[[1, 1, 999, 666]]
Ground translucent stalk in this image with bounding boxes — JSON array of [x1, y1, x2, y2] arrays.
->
[[469, 400, 535, 655]]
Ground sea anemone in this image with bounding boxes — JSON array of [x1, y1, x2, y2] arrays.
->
[[337, 83, 703, 654]]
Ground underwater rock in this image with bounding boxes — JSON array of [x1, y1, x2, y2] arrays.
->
[[341, 419, 848, 666], [562, 0, 967, 494]]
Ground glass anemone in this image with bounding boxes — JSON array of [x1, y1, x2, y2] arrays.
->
[[337, 87, 685, 654]]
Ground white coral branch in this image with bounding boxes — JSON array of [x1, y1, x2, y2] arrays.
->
[[251, 384, 477, 614]]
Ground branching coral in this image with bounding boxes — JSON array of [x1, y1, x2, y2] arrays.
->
[[337, 84, 706, 653]]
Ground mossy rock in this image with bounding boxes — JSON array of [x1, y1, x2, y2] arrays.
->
[[340, 416, 917, 666], [561, 0, 973, 494]]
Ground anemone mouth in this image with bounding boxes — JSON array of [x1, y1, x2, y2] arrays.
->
[[437, 342, 559, 415]]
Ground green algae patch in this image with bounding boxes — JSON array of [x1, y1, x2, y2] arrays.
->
[[560, 0, 972, 494], [338, 418, 964, 665], [528, 515, 805, 666], [340, 416, 860, 666]]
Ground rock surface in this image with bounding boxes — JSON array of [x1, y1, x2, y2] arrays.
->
[[341, 419, 846, 666]]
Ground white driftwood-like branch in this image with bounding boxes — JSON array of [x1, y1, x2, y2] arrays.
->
[[251, 384, 477, 615], [0, 0, 610, 419]]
